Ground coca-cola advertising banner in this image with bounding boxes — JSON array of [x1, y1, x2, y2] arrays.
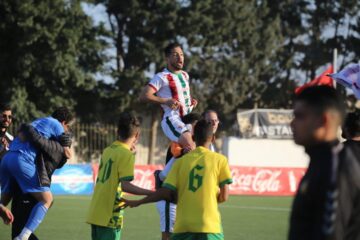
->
[[89, 164, 305, 196], [133, 165, 162, 191], [230, 166, 305, 196], [237, 109, 293, 139]]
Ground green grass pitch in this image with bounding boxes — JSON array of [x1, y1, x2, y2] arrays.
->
[[0, 195, 293, 240]]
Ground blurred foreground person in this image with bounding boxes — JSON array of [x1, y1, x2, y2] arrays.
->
[[289, 86, 360, 240], [342, 110, 360, 159]]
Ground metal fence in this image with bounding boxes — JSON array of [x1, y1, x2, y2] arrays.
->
[[9, 122, 170, 165], [72, 123, 170, 165]]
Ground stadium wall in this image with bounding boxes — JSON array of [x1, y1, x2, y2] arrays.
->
[[224, 137, 309, 167], [51, 164, 307, 196], [49, 137, 310, 196]]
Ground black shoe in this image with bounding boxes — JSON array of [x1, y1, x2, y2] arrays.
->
[[154, 170, 163, 190]]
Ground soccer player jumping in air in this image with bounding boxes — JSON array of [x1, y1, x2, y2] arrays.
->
[[139, 43, 198, 240], [139, 42, 197, 152]]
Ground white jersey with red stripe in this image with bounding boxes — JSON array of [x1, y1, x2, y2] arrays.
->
[[148, 68, 193, 118]]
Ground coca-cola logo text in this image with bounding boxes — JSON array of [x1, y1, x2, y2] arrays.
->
[[230, 169, 281, 193], [229, 167, 305, 196]]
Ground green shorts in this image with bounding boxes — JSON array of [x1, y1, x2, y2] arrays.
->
[[171, 232, 224, 240], [91, 225, 122, 240]]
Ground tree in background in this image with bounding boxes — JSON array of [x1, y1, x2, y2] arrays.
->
[[94, 0, 285, 127], [1, 0, 360, 131], [93, 0, 180, 114], [179, 0, 283, 127], [262, 0, 360, 108], [0, 0, 108, 121]]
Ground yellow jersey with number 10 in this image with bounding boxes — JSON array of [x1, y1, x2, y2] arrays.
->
[[87, 141, 135, 228]]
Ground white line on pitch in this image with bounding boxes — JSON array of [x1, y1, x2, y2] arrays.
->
[[220, 205, 290, 212]]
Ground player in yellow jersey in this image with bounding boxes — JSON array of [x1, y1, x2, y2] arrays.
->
[[124, 119, 232, 240], [87, 112, 154, 240]]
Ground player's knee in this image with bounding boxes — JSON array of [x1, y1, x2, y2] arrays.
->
[[37, 192, 53, 208], [44, 194, 53, 207]]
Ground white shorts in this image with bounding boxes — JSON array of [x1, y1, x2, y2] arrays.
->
[[156, 200, 176, 233], [161, 115, 188, 142]]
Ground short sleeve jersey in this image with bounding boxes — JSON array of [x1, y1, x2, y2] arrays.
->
[[9, 116, 64, 161], [148, 68, 192, 118], [87, 141, 135, 228], [163, 146, 232, 233], [31, 116, 64, 139], [0, 132, 13, 152]]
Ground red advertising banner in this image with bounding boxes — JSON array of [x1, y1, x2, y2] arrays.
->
[[229, 166, 306, 196], [91, 164, 306, 196], [132, 165, 163, 191]]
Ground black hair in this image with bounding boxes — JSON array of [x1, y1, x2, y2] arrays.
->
[[202, 109, 218, 118], [343, 110, 360, 138], [117, 111, 140, 140], [181, 113, 202, 125], [0, 103, 11, 112], [295, 86, 346, 119], [193, 119, 214, 146], [164, 43, 182, 57], [51, 107, 74, 124]]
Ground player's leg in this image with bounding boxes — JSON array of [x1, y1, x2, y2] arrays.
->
[[178, 131, 195, 151], [159, 157, 176, 181], [9, 155, 52, 240], [156, 201, 176, 240], [11, 191, 39, 240], [14, 191, 52, 240], [154, 146, 174, 189], [158, 116, 194, 182], [168, 202, 176, 237], [91, 224, 122, 240], [161, 116, 195, 149], [171, 233, 224, 240]]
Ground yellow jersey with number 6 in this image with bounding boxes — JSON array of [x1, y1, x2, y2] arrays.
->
[[87, 141, 135, 228], [163, 146, 232, 233]]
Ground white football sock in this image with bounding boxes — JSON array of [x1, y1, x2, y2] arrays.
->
[[17, 227, 32, 240]]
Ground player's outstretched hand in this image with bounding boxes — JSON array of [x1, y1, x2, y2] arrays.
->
[[0, 204, 14, 225], [122, 198, 141, 208]]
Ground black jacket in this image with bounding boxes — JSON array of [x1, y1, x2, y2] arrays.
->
[[289, 141, 360, 240], [20, 124, 68, 187]]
